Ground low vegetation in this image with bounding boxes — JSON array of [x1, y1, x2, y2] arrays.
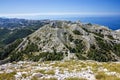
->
[[73, 30, 82, 35], [0, 60, 120, 80], [0, 72, 16, 80], [65, 77, 87, 80], [95, 72, 120, 80]]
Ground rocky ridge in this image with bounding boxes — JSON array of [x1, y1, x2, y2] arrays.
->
[[1, 20, 120, 62]]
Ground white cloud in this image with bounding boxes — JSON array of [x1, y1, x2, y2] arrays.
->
[[0, 12, 119, 18]]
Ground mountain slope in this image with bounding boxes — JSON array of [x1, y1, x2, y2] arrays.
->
[[2, 20, 120, 62], [0, 18, 50, 58]]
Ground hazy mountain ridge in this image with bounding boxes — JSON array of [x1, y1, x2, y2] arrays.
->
[[0, 18, 50, 57], [0, 18, 50, 28], [2, 20, 120, 62]]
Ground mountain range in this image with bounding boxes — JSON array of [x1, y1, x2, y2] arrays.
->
[[0, 18, 120, 63], [0, 18, 49, 55]]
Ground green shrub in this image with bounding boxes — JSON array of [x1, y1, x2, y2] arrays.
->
[[28, 51, 64, 61], [68, 34, 74, 42], [74, 39, 85, 53], [24, 43, 38, 53], [107, 35, 114, 40], [1, 39, 23, 60], [76, 53, 86, 60], [113, 44, 120, 56], [10, 52, 23, 61], [73, 30, 82, 35]]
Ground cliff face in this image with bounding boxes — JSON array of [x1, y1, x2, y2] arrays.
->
[[4, 20, 120, 62]]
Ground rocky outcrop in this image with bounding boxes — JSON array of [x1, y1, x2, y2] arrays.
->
[[3, 20, 120, 62]]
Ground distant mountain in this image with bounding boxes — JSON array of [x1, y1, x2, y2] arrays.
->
[[1, 20, 120, 62], [0, 17, 50, 28], [116, 29, 120, 32], [0, 18, 51, 47], [0, 18, 50, 57]]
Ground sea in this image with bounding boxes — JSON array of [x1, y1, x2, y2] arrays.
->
[[28, 15, 120, 30], [65, 16, 120, 30], [52, 16, 120, 30]]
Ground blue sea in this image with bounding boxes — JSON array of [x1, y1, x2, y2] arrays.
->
[[30, 15, 120, 30], [68, 17, 120, 30], [51, 16, 120, 30]]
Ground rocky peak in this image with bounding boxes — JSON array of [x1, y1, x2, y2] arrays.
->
[[4, 20, 120, 62]]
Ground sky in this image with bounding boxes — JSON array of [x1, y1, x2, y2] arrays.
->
[[0, 0, 120, 18]]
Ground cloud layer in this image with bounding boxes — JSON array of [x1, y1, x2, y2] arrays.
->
[[0, 12, 119, 18]]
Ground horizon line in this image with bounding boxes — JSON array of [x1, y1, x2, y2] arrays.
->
[[0, 12, 120, 17]]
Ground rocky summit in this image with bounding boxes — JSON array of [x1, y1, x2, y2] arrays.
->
[[0, 20, 120, 62]]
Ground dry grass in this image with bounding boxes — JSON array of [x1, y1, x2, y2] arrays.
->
[[44, 70, 55, 75], [40, 77, 57, 80], [50, 60, 87, 72], [95, 71, 120, 80], [102, 63, 120, 73], [35, 69, 46, 74], [65, 77, 87, 80], [0, 72, 16, 80], [34, 69, 55, 75]]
